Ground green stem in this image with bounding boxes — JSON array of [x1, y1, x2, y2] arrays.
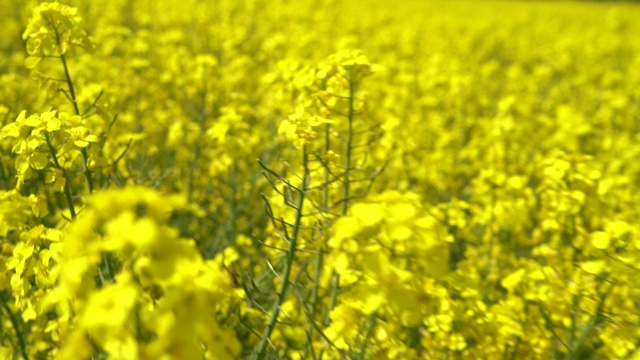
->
[[304, 119, 334, 357], [310, 252, 323, 317], [0, 158, 10, 190], [323, 272, 340, 327], [253, 146, 310, 360], [1, 293, 30, 360], [564, 279, 612, 360], [303, 251, 323, 358], [358, 313, 377, 359], [60, 54, 94, 194], [44, 133, 77, 219], [322, 73, 357, 336], [60, 54, 80, 116], [53, 26, 116, 291]]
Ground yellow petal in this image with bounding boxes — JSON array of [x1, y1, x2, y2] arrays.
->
[[591, 231, 611, 249], [30, 153, 49, 170], [501, 269, 526, 291], [580, 260, 605, 275]]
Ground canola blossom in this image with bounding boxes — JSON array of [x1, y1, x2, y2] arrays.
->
[[1, 0, 640, 359]]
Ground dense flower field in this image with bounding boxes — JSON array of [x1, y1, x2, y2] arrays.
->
[[1, 0, 640, 359]]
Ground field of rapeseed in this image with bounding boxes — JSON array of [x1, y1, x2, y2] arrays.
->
[[1, 0, 640, 359]]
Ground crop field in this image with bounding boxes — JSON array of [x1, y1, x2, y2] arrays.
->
[[1, 0, 640, 359]]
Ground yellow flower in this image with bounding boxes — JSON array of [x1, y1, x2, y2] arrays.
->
[[501, 269, 526, 291], [591, 231, 611, 249], [79, 277, 137, 342], [325, 304, 360, 350], [23, 2, 94, 68], [278, 106, 332, 148]]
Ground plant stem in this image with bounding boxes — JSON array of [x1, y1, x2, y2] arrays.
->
[[303, 248, 324, 358], [1, 293, 30, 360], [60, 54, 80, 116], [47, 21, 93, 193], [304, 120, 334, 357], [358, 313, 377, 359], [324, 272, 339, 327], [60, 53, 94, 194], [44, 133, 77, 219], [324, 74, 358, 337], [253, 146, 309, 360]]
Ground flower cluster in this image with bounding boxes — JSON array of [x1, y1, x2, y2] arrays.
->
[[324, 191, 452, 354], [23, 2, 94, 68], [1, 110, 97, 191], [278, 106, 333, 149], [51, 187, 242, 359]]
